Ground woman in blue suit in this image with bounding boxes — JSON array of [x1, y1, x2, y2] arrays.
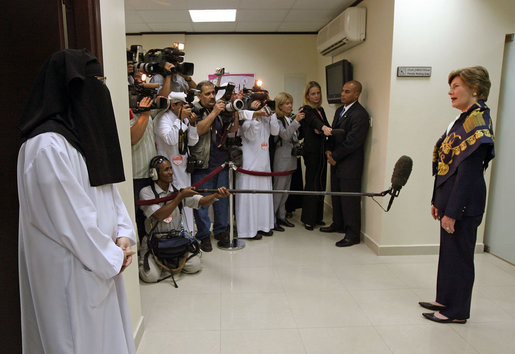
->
[[420, 66, 495, 324]]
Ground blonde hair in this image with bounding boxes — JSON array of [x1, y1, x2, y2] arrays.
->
[[303, 81, 322, 108], [275, 92, 293, 118], [448, 66, 491, 101]]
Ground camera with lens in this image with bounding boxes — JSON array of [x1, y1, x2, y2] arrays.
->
[[135, 47, 194, 77], [127, 45, 144, 64], [185, 88, 200, 104], [241, 88, 275, 114], [223, 136, 242, 150], [291, 142, 304, 157], [216, 82, 244, 113], [128, 83, 169, 112], [186, 155, 204, 173]]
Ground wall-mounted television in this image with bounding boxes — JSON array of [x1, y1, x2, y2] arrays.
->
[[325, 59, 353, 104]]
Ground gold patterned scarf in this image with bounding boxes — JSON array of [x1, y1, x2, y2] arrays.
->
[[432, 100, 495, 186]]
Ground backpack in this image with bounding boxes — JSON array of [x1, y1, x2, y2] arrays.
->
[[139, 184, 200, 287]]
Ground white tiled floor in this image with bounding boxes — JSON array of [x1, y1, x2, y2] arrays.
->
[[136, 211, 515, 354]]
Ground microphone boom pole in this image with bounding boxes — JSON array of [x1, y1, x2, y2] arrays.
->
[[196, 189, 390, 198]]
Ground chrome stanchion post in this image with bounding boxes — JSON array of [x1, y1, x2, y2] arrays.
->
[[217, 162, 245, 251]]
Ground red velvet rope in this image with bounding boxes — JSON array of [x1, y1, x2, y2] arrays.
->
[[135, 164, 226, 206], [235, 168, 295, 177]]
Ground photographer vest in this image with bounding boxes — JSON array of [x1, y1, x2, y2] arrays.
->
[[188, 102, 211, 169]]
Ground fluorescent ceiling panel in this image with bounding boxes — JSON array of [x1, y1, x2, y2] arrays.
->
[[189, 9, 236, 22]]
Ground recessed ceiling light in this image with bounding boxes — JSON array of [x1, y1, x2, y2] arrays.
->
[[189, 9, 236, 23]]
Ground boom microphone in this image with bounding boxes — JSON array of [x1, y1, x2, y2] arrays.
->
[[387, 155, 413, 211]]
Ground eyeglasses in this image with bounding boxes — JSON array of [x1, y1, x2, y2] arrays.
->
[[95, 76, 107, 84]]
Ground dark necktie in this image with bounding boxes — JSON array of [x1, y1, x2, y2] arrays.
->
[[335, 106, 346, 127]]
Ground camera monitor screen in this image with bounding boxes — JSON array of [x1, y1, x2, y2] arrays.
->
[[325, 59, 353, 104]]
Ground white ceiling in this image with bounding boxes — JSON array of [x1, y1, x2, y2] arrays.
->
[[125, 0, 356, 34]]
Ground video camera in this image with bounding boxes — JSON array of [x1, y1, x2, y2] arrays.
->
[[128, 83, 169, 112], [134, 47, 194, 77], [241, 88, 275, 113]]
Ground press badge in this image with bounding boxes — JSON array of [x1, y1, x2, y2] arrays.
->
[[172, 155, 183, 165]]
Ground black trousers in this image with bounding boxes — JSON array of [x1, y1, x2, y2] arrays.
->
[[330, 173, 362, 239], [286, 159, 304, 213], [301, 153, 327, 225], [436, 214, 483, 319]]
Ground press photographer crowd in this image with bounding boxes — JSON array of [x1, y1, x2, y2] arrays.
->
[[128, 43, 370, 283]]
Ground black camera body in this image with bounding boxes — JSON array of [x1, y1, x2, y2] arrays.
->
[[223, 136, 242, 150], [214, 82, 244, 113], [186, 156, 204, 173], [241, 88, 275, 113], [128, 84, 169, 112], [140, 48, 194, 76], [185, 89, 200, 105], [291, 142, 304, 157]]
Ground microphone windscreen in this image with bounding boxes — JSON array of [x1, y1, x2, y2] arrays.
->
[[391, 155, 413, 191]]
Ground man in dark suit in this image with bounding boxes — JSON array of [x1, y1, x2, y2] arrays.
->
[[320, 80, 370, 247]]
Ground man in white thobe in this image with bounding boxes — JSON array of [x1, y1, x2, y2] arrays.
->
[[236, 109, 280, 238], [154, 92, 199, 235]]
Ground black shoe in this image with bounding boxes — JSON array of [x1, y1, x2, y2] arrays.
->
[[304, 224, 314, 231], [258, 230, 274, 237], [419, 302, 446, 311], [335, 236, 360, 247], [200, 237, 213, 252], [214, 230, 229, 243], [422, 312, 466, 324], [273, 224, 285, 232], [249, 234, 263, 240], [277, 219, 294, 227], [319, 224, 342, 233], [316, 220, 326, 226]]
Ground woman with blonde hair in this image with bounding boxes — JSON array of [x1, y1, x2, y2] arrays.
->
[[271, 92, 304, 230], [300, 81, 332, 230]]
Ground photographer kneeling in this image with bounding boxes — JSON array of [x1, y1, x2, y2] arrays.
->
[[139, 156, 229, 281]]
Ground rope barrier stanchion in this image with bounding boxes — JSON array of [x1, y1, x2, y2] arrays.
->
[[217, 162, 245, 251]]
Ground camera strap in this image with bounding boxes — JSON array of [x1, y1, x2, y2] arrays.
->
[[216, 115, 231, 149], [177, 110, 189, 155], [150, 182, 184, 217]]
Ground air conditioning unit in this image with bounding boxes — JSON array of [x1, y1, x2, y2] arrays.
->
[[317, 7, 366, 56]]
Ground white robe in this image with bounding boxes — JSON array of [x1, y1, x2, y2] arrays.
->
[[17, 133, 136, 354], [235, 114, 279, 238], [154, 110, 199, 233]]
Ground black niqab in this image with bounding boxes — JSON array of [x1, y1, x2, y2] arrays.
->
[[19, 49, 125, 186]]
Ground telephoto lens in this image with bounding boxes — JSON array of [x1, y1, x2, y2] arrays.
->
[[225, 99, 244, 112]]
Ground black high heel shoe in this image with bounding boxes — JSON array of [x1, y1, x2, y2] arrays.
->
[[304, 224, 314, 231]]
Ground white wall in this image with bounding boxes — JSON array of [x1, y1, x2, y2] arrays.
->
[[100, 0, 144, 344], [316, 0, 514, 254], [124, 0, 515, 258], [126, 33, 319, 105], [317, 0, 395, 247], [380, 0, 515, 253]]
